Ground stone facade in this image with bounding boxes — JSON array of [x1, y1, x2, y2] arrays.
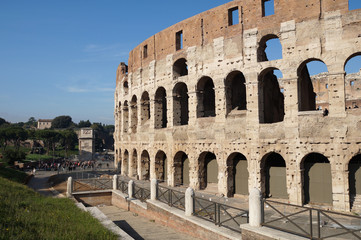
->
[[114, 0, 361, 212], [37, 119, 52, 129], [79, 128, 94, 161]]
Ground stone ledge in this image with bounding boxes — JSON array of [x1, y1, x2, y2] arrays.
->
[[240, 224, 307, 240]]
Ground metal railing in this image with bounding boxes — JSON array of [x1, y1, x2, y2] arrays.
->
[[193, 196, 249, 233], [157, 185, 186, 211], [262, 199, 361, 239], [133, 184, 151, 202], [117, 179, 128, 194], [73, 178, 112, 192]]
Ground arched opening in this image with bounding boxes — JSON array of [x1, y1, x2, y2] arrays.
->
[[198, 152, 218, 190], [173, 58, 188, 78], [225, 71, 247, 115], [140, 150, 150, 181], [173, 82, 189, 126], [302, 153, 332, 205], [154, 87, 167, 129], [155, 150, 167, 182], [197, 77, 216, 118], [298, 59, 328, 111], [226, 153, 248, 197], [123, 101, 129, 133], [140, 92, 150, 125], [123, 80, 129, 94], [117, 149, 122, 173], [131, 149, 138, 178], [349, 154, 361, 210], [261, 152, 287, 199], [123, 150, 129, 176], [258, 35, 282, 62], [344, 53, 361, 110], [259, 68, 284, 123], [174, 151, 190, 186], [130, 95, 138, 133]]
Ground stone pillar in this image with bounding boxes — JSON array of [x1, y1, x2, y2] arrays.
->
[[187, 91, 198, 125], [151, 179, 158, 200], [113, 175, 118, 190], [128, 180, 134, 199], [249, 188, 262, 227], [66, 177, 73, 198], [185, 187, 194, 217]]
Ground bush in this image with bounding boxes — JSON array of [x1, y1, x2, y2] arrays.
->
[[3, 149, 26, 165]]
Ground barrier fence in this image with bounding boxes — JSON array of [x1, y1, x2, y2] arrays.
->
[[157, 185, 186, 211], [73, 178, 112, 192], [193, 196, 249, 233], [133, 184, 151, 202], [262, 199, 361, 239]]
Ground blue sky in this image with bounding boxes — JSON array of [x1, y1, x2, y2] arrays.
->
[[0, 1, 360, 124]]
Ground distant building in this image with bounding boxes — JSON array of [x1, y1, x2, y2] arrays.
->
[[37, 119, 52, 129], [78, 128, 94, 161]]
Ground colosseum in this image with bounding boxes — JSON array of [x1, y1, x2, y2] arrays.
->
[[114, 0, 361, 212]]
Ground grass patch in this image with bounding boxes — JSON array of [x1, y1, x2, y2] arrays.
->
[[0, 167, 29, 184], [0, 177, 117, 240]]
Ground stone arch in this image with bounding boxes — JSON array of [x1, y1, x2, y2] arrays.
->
[[117, 149, 122, 172], [155, 150, 167, 182], [258, 34, 282, 62], [174, 151, 190, 186], [130, 95, 138, 133], [140, 91, 150, 125], [197, 76, 216, 118], [140, 150, 150, 180], [348, 154, 361, 210], [154, 87, 167, 129], [123, 101, 129, 133], [258, 68, 284, 123], [301, 153, 332, 205], [173, 82, 189, 126], [225, 71, 247, 115], [261, 152, 288, 199], [198, 151, 218, 190], [344, 52, 361, 109], [226, 152, 248, 197], [123, 150, 129, 176], [130, 149, 138, 178], [173, 58, 188, 78], [297, 59, 328, 111], [123, 80, 129, 94]]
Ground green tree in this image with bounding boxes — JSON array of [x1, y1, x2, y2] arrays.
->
[[60, 129, 78, 158], [78, 120, 91, 128], [0, 127, 28, 151], [0, 118, 9, 127], [52, 116, 73, 129], [36, 129, 59, 156], [3, 149, 26, 165]]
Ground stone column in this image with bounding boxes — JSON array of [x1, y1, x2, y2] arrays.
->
[[249, 188, 262, 227], [187, 91, 198, 125], [113, 175, 118, 190], [151, 179, 158, 200], [185, 187, 194, 217], [66, 177, 73, 198], [128, 180, 134, 199]]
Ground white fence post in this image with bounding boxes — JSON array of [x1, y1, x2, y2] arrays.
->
[[185, 187, 194, 217], [113, 175, 118, 190], [128, 180, 134, 198], [249, 188, 262, 227], [151, 179, 158, 200], [66, 177, 73, 198]]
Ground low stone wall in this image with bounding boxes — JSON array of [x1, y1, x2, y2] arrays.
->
[[74, 191, 112, 207]]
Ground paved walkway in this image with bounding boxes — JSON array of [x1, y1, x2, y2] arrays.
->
[[27, 170, 57, 196], [98, 205, 200, 240]]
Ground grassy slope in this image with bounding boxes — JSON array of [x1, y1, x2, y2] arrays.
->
[[0, 168, 117, 240]]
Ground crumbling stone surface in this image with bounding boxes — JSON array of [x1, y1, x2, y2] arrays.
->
[[114, 0, 361, 212]]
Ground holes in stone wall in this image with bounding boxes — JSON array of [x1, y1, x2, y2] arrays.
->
[[258, 68, 284, 124], [174, 151, 189, 186], [349, 154, 361, 210], [141, 150, 150, 180], [198, 152, 218, 190], [228, 7, 239, 26], [131, 149, 138, 178], [262, 0, 275, 17], [173, 58, 188, 78], [140, 91, 150, 125], [226, 153, 248, 197], [123, 80, 129, 94], [298, 59, 328, 111], [258, 35, 282, 62], [197, 77, 216, 118], [154, 87, 167, 129], [345, 53, 361, 109], [143, 45, 148, 59], [176, 30, 183, 51], [155, 150, 167, 182], [123, 150, 129, 176], [173, 82, 189, 126], [225, 71, 247, 115]]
